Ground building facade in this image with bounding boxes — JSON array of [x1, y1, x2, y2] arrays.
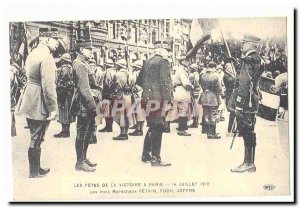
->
[[10, 19, 192, 67]]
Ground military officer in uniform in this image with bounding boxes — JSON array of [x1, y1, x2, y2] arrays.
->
[[223, 62, 236, 133], [16, 28, 59, 178], [70, 39, 97, 172], [173, 57, 193, 136], [98, 59, 115, 133], [199, 61, 222, 139], [229, 34, 263, 173], [136, 39, 173, 167], [188, 63, 202, 128], [11, 62, 19, 137], [53, 53, 74, 138], [129, 60, 145, 136]]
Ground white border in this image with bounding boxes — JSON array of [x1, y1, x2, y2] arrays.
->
[[0, 0, 297, 205]]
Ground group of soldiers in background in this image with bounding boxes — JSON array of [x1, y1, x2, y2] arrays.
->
[[10, 26, 288, 177]]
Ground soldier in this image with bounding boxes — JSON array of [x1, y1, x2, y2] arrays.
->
[[53, 53, 74, 138], [87, 57, 102, 144], [216, 64, 225, 122], [16, 28, 59, 178], [129, 60, 145, 136], [223, 62, 236, 133], [188, 63, 201, 128], [70, 38, 97, 172], [173, 58, 193, 136], [136, 39, 173, 167], [11, 62, 19, 137], [229, 34, 264, 173], [111, 59, 135, 140], [98, 59, 115, 133], [199, 61, 222, 139]]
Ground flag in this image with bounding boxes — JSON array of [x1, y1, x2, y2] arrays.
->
[[258, 76, 281, 121], [184, 18, 218, 59]]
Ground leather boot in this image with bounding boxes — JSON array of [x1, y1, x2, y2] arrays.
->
[[151, 156, 171, 167], [98, 117, 113, 132], [28, 148, 39, 178], [164, 121, 171, 133], [189, 117, 198, 128], [129, 122, 143, 136], [113, 127, 128, 140], [141, 130, 152, 163], [207, 124, 221, 139], [53, 124, 70, 138], [201, 123, 208, 134], [36, 148, 50, 176], [230, 146, 256, 173]]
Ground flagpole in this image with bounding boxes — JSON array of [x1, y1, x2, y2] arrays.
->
[[220, 30, 236, 77]]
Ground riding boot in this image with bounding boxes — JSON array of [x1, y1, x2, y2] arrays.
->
[[164, 121, 171, 133], [36, 148, 50, 176], [207, 124, 221, 139], [113, 127, 128, 140], [98, 117, 113, 132], [141, 130, 152, 162], [189, 117, 198, 128], [28, 148, 39, 178]]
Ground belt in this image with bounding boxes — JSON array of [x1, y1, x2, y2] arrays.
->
[[28, 80, 42, 86]]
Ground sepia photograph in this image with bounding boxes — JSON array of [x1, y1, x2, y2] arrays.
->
[[5, 2, 294, 202]]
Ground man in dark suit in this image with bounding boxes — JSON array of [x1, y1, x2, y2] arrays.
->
[[16, 28, 59, 178], [70, 39, 97, 172], [136, 39, 173, 167], [228, 34, 264, 173]]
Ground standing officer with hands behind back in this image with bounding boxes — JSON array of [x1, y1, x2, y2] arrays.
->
[[70, 38, 97, 172]]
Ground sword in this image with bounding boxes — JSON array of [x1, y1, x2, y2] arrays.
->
[[229, 117, 238, 150]]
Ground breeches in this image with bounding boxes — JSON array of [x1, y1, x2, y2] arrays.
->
[[202, 106, 218, 125], [113, 95, 133, 127], [237, 113, 257, 147], [76, 116, 96, 142], [26, 118, 50, 148]]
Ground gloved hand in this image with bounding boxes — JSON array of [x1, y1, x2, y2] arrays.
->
[[47, 111, 57, 121]]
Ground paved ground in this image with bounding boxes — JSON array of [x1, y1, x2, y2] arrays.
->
[[11, 110, 290, 201]]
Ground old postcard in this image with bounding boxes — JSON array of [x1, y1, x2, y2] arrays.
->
[[8, 13, 294, 202]]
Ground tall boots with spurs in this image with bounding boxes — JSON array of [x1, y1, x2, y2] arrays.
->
[[231, 133, 256, 173], [28, 147, 50, 178]]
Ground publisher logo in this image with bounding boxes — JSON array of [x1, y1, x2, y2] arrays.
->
[[263, 184, 276, 191]]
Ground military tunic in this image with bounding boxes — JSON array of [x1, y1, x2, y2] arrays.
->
[[112, 68, 135, 127], [173, 65, 193, 119], [56, 64, 75, 124], [199, 68, 222, 126], [137, 54, 172, 127]]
